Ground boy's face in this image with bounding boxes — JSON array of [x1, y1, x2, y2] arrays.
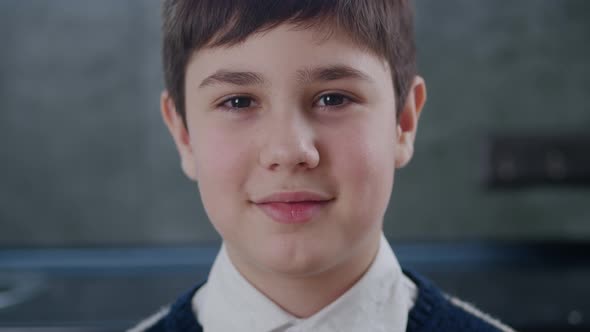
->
[[163, 24, 425, 277]]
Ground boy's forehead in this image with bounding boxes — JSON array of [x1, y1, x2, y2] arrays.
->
[[188, 23, 391, 80]]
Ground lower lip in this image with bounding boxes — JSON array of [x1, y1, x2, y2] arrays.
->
[[256, 201, 330, 224]]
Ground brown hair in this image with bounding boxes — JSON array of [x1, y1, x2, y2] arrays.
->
[[162, 0, 417, 125]]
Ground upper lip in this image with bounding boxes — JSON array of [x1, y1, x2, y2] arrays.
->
[[253, 191, 333, 204]]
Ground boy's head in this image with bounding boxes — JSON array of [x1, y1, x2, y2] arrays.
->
[[161, 0, 426, 279]]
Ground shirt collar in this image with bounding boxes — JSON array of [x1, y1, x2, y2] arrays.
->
[[193, 233, 416, 332]]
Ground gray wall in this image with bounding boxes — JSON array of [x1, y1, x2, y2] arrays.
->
[[1, 0, 589, 246]]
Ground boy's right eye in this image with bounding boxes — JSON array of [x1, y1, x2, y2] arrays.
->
[[219, 96, 255, 111]]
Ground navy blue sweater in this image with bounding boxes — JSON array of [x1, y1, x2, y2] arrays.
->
[[138, 270, 510, 332]]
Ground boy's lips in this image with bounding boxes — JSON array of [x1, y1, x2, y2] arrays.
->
[[253, 191, 334, 224]]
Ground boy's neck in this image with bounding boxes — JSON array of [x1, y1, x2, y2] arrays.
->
[[225, 231, 381, 318]]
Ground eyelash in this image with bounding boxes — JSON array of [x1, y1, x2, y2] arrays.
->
[[216, 93, 354, 112]]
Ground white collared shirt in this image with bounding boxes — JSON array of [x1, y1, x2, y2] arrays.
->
[[193, 233, 417, 332]]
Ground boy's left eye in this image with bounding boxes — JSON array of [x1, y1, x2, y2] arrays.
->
[[216, 95, 258, 112], [223, 96, 253, 109], [315, 93, 350, 108]]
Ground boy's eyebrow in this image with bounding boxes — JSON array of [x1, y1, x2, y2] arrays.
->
[[198, 65, 373, 88], [297, 65, 374, 84], [199, 70, 265, 88]]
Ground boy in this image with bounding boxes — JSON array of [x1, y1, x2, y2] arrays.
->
[[132, 0, 514, 331]]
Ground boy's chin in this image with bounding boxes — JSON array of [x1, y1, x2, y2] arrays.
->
[[249, 240, 347, 278], [260, 256, 339, 278]]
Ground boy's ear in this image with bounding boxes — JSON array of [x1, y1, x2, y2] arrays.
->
[[395, 76, 427, 169], [161, 91, 199, 182]]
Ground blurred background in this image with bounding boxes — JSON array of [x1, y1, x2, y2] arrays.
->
[[0, 0, 589, 331]]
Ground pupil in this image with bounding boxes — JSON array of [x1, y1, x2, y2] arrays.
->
[[324, 95, 343, 106], [231, 97, 250, 108]]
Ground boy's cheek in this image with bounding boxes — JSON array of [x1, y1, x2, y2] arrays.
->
[[330, 127, 396, 202], [196, 145, 240, 191], [192, 125, 249, 173]]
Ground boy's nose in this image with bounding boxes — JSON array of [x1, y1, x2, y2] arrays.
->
[[258, 113, 320, 172]]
